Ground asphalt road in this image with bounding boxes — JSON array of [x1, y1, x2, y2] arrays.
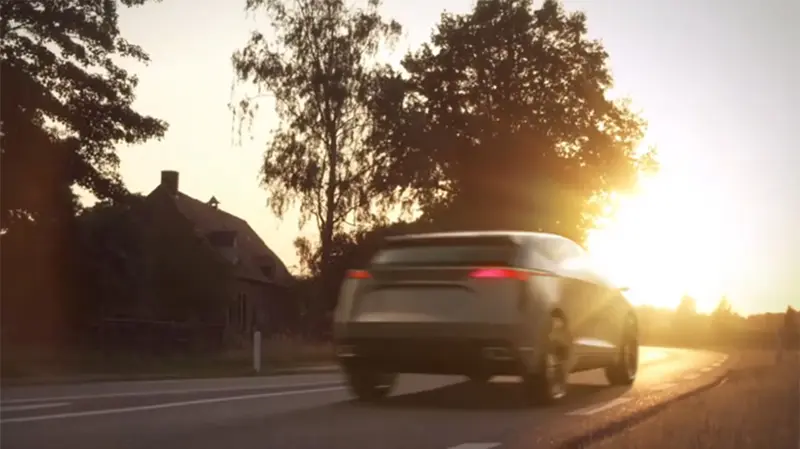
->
[[1, 347, 731, 449]]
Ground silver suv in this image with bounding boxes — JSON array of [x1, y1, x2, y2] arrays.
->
[[333, 231, 638, 405]]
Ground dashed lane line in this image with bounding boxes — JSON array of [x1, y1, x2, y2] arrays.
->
[[447, 443, 501, 449], [0, 380, 343, 405], [1, 402, 71, 413], [0, 386, 344, 424], [683, 373, 699, 380]]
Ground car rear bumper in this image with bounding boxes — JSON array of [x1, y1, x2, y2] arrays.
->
[[333, 322, 542, 375]]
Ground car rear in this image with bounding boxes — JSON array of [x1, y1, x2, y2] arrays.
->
[[333, 233, 546, 376]]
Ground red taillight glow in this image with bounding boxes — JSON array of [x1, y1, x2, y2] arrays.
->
[[469, 268, 530, 280], [346, 269, 371, 279], [468, 268, 555, 280]]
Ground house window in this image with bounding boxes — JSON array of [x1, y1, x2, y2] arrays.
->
[[208, 230, 237, 247], [239, 293, 248, 332], [230, 293, 248, 333], [259, 263, 275, 279]]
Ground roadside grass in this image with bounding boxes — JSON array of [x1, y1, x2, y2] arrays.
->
[[1, 337, 336, 385], [590, 350, 799, 449]]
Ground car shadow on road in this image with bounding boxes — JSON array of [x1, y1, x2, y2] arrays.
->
[[348, 379, 629, 411]]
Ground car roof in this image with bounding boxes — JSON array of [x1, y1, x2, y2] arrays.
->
[[385, 230, 569, 245]]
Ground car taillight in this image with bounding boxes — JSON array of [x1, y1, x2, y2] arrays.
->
[[346, 269, 371, 279], [469, 268, 530, 280], [468, 268, 554, 280]]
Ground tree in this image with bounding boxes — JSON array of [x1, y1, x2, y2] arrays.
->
[[675, 294, 697, 318], [785, 306, 797, 320], [785, 306, 798, 332], [1, 0, 168, 229], [672, 294, 699, 343], [290, 219, 427, 321], [72, 196, 148, 323], [711, 295, 738, 334], [0, 0, 167, 345], [231, 0, 401, 280], [368, 0, 657, 242]]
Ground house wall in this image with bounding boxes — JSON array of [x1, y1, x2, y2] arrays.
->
[[139, 191, 235, 325], [227, 279, 294, 339]]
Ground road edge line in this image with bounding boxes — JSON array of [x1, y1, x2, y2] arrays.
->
[[556, 370, 730, 449]]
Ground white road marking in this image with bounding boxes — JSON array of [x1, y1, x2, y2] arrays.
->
[[567, 397, 631, 416], [1, 402, 70, 413], [651, 383, 677, 391], [0, 386, 344, 424], [683, 374, 699, 380], [447, 444, 501, 449], [700, 367, 713, 372], [0, 380, 342, 405]]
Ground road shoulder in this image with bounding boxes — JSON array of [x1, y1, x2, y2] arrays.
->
[[588, 352, 799, 449]]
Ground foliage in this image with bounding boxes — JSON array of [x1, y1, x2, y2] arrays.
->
[[711, 296, 733, 321], [291, 219, 427, 312], [73, 195, 149, 322], [0, 0, 166, 345], [231, 0, 401, 276], [299, 219, 426, 275], [785, 306, 798, 330], [367, 0, 657, 243], [675, 294, 697, 317], [711, 295, 742, 332], [74, 194, 232, 325], [1, 0, 167, 229]]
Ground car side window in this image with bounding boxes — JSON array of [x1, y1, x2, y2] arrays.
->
[[567, 240, 586, 258], [557, 239, 582, 264], [536, 238, 565, 263], [561, 240, 602, 282]]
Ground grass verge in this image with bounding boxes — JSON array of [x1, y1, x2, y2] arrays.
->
[[2, 337, 336, 386], [588, 351, 799, 449]]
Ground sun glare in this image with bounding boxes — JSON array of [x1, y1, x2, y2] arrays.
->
[[586, 171, 739, 314]]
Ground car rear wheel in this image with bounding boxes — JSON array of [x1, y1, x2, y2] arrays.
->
[[344, 365, 397, 402], [522, 316, 569, 406], [605, 321, 638, 386]]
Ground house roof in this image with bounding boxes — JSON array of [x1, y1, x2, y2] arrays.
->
[[150, 184, 292, 286]]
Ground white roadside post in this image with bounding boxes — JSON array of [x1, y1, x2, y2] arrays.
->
[[253, 330, 262, 374]]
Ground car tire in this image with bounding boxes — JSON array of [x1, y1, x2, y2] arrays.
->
[[605, 320, 638, 386], [522, 316, 570, 406], [344, 365, 397, 402]]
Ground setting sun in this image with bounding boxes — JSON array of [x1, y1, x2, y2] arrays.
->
[[586, 169, 744, 314]]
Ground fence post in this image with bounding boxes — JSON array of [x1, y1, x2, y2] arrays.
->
[[253, 330, 262, 374]]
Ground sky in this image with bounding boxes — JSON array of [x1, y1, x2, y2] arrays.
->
[[116, 0, 799, 315]]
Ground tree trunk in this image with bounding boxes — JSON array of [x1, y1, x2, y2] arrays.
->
[[318, 133, 339, 316]]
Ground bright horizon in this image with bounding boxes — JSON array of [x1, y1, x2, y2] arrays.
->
[[112, 0, 799, 316]]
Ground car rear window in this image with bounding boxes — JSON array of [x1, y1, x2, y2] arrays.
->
[[371, 243, 518, 267]]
